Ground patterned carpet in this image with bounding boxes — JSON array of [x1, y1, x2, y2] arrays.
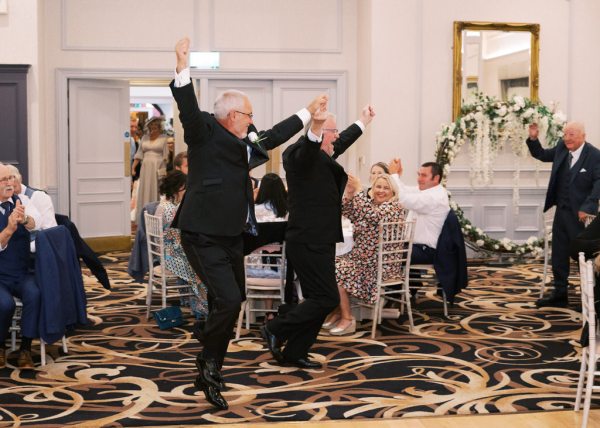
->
[[0, 253, 594, 427]]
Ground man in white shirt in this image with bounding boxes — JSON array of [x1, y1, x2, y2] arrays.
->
[[389, 159, 450, 264]]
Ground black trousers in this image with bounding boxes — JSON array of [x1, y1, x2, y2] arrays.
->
[[181, 231, 244, 368], [552, 206, 585, 291], [267, 242, 339, 360]]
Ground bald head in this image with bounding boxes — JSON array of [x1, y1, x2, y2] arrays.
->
[[563, 121, 586, 152]]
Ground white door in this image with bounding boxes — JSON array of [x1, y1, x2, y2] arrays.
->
[[68, 79, 130, 238]]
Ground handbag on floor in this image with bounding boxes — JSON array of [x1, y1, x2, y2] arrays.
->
[[152, 305, 185, 330]]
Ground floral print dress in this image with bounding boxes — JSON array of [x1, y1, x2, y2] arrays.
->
[[157, 198, 208, 317], [335, 191, 406, 304]]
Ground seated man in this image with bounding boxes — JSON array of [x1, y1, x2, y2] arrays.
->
[[389, 159, 450, 264], [0, 163, 42, 369], [7, 165, 57, 251]]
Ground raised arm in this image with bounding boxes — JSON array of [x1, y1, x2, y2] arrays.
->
[[526, 123, 557, 162], [332, 104, 375, 159]]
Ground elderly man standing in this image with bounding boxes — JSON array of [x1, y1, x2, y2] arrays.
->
[[527, 122, 600, 308], [0, 163, 41, 369], [170, 37, 327, 410], [261, 105, 375, 369]]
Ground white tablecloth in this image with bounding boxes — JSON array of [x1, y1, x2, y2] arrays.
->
[[336, 218, 354, 256]]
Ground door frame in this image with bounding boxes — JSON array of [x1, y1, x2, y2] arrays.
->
[[56, 68, 348, 218]]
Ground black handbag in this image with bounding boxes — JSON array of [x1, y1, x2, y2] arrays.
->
[[152, 306, 185, 330]]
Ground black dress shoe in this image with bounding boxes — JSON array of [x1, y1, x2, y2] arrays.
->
[[260, 325, 284, 363], [196, 356, 225, 390], [194, 375, 228, 410], [284, 357, 322, 369], [535, 293, 568, 308]]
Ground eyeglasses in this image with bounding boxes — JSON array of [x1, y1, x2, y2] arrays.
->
[[0, 175, 15, 183], [323, 128, 338, 134], [235, 111, 254, 119]]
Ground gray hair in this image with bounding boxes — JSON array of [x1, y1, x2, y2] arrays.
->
[[6, 164, 21, 183], [213, 90, 248, 120]]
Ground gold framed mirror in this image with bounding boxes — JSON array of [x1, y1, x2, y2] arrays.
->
[[452, 21, 540, 120]]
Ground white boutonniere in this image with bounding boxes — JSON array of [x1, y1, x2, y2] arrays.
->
[[248, 131, 267, 147]]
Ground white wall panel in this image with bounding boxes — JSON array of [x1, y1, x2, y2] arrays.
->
[[210, 0, 342, 52], [62, 0, 195, 50]]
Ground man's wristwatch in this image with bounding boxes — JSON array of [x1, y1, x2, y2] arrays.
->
[[22, 215, 29, 226]]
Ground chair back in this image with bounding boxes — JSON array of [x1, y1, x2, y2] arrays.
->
[[145, 212, 164, 261], [376, 219, 415, 286], [579, 252, 596, 347], [245, 243, 287, 290]]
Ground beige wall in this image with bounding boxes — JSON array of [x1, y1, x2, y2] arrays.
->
[[2, 0, 600, 190]]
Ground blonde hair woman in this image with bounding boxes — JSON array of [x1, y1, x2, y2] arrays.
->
[[325, 173, 406, 335]]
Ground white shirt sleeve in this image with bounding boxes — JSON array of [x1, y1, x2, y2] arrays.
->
[[354, 120, 365, 132], [30, 192, 58, 229], [19, 194, 42, 231], [173, 67, 191, 88]]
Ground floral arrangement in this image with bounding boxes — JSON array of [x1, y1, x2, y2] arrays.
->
[[435, 93, 566, 255]]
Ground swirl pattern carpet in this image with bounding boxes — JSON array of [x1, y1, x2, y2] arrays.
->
[[0, 253, 594, 427]]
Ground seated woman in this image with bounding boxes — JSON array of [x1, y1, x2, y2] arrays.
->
[[365, 162, 390, 199], [246, 173, 290, 320], [325, 173, 407, 335], [155, 171, 208, 318], [254, 173, 288, 222]]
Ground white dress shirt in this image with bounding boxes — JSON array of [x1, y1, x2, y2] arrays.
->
[[20, 185, 57, 230], [391, 174, 450, 249]]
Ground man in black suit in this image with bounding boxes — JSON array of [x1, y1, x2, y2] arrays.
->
[[261, 105, 375, 369], [527, 122, 600, 308], [170, 38, 326, 410]]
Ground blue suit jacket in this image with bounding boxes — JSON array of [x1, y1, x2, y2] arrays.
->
[[35, 225, 87, 344], [432, 210, 468, 303], [526, 138, 600, 215]]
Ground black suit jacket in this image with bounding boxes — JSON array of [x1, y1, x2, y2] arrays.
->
[[284, 124, 363, 244], [170, 81, 303, 236], [526, 138, 600, 215]]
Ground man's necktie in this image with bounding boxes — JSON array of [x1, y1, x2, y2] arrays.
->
[[0, 201, 12, 216], [569, 152, 574, 169]]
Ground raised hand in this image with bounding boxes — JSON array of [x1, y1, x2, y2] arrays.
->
[[345, 174, 362, 197], [175, 37, 191, 73], [388, 158, 403, 176], [359, 104, 376, 126], [528, 123, 539, 140], [307, 94, 329, 116]]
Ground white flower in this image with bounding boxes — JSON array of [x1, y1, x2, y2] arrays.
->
[[465, 224, 472, 230], [553, 111, 567, 123], [496, 105, 507, 116], [494, 244, 500, 250], [476, 239, 484, 246], [476, 228, 483, 235]]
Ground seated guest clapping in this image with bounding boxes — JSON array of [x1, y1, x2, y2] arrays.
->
[[156, 171, 208, 318], [325, 173, 407, 335]]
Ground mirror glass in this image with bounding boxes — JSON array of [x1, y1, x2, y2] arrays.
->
[[453, 22, 539, 119]]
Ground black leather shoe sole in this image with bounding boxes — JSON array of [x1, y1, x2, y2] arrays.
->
[[194, 376, 228, 410]]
